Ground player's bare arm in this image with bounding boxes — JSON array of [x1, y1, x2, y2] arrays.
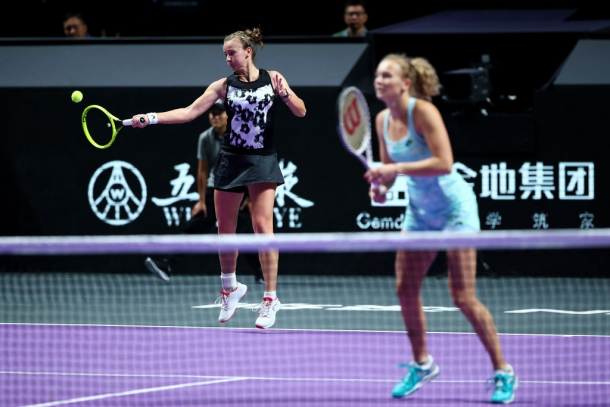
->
[[133, 79, 227, 127], [414, 100, 453, 170], [269, 71, 306, 117]]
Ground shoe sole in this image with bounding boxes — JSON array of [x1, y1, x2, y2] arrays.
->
[[255, 305, 280, 329], [219, 286, 248, 323], [255, 321, 275, 329], [392, 365, 440, 398], [144, 258, 170, 282]]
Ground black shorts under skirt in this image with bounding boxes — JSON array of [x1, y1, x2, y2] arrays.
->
[[213, 149, 285, 193]]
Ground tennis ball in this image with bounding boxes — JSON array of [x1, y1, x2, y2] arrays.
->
[[71, 90, 83, 103]]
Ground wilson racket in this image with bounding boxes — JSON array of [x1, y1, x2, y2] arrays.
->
[[337, 86, 374, 170], [337, 86, 379, 188], [81, 105, 144, 149]]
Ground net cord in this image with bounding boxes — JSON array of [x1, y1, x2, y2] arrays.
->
[[1, 229, 610, 255]]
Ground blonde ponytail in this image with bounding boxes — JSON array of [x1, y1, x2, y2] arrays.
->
[[381, 53, 442, 101]]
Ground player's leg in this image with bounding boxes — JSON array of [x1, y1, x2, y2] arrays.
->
[[396, 249, 436, 362], [446, 248, 518, 403], [236, 196, 264, 284], [392, 248, 440, 398], [215, 188, 244, 271], [214, 188, 248, 323], [247, 182, 280, 329], [247, 182, 278, 290], [447, 248, 506, 368]]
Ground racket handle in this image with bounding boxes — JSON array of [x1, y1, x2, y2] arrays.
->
[[122, 117, 145, 127]]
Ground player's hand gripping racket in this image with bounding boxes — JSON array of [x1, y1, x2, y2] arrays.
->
[[81, 105, 144, 149], [337, 86, 380, 189]]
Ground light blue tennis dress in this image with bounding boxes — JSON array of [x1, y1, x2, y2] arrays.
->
[[383, 98, 480, 232]]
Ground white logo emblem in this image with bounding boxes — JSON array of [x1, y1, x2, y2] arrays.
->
[[151, 163, 200, 227], [273, 159, 314, 228], [88, 160, 147, 226]]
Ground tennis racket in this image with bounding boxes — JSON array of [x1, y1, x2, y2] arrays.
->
[[81, 105, 144, 149], [336, 86, 379, 188]]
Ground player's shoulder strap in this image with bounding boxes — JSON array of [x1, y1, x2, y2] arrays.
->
[[407, 97, 424, 141], [383, 109, 391, 143], [258, 69, 272, 86]]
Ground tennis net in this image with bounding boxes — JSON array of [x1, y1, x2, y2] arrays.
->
[[0, 229, 608, 406]]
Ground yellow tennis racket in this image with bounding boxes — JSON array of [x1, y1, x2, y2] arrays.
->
[[81, 105, 144, 149]]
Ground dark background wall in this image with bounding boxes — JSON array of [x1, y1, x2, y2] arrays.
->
[[1, 82, 608, 277], [1, 1, 609, 38]]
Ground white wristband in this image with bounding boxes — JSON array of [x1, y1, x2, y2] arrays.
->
[[146, 113, 158, 125]]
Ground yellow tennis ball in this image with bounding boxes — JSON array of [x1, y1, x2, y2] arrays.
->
[[71, 90, 83, 103]]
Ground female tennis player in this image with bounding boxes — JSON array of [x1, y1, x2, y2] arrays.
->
[[131, 27, 306, 329], [363, 53, 518, 404]]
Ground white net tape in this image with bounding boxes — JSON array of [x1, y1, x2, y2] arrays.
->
[[1, 229, 610, 255]]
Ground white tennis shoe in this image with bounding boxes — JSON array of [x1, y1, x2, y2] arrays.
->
[[216, 282, 247, 323], [253, 297, 281, 329]]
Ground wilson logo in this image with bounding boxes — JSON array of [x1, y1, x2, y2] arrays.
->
[[109, 189, 126, 201], [343, 97, 361, 135]]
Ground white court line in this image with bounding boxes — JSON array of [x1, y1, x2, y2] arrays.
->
[[505, 309, 610, 315], [1, 322, 609, 338], [0, 371, 232, 379], [2, 371, 608, 387], [20, 377, 246, 407]]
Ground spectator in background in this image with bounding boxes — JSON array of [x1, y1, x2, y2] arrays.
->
[[145, 99, 264, 285], [333, 0, 368, 37], [63, 11, 91, 38]]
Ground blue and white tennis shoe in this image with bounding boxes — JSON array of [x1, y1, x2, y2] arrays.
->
[[391, 356, 440, 398], [488, 365, 518, 404]]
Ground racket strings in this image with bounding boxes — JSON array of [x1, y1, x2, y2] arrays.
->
[[83, 106, 119, 149]]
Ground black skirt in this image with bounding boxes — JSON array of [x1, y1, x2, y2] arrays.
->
[[214, 149, 285, 193]]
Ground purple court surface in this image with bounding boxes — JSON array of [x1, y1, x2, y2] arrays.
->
[[1, 323, 608, 406]]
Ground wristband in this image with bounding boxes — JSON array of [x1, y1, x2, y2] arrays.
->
[[146, 113, 158, 125], [281, 89, 292, 103]]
